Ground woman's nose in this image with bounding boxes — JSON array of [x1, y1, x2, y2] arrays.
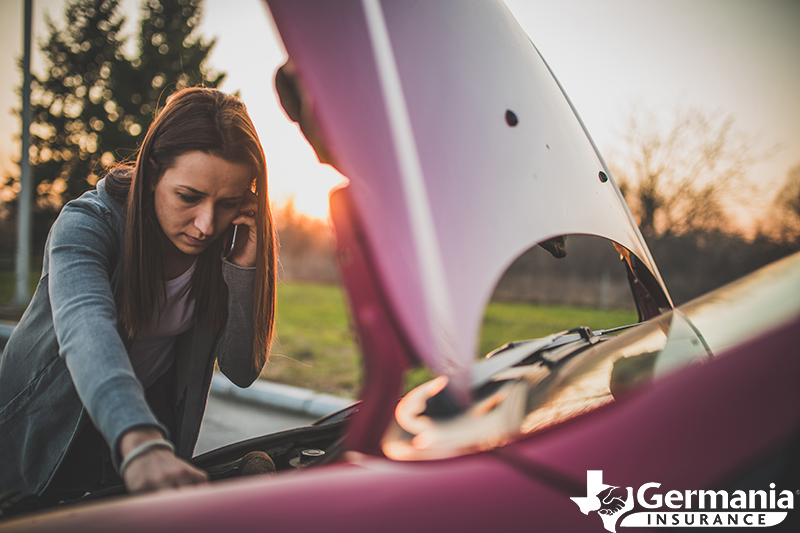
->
[[194, 205, 215, 236]]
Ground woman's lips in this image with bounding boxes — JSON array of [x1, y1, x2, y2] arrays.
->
[[184, 234, 209, 246]]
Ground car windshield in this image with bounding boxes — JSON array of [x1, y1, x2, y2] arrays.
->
[[518, 310, 707, 436], [518, 251, 800, 436], [384, 249, 800, 462], [382, 310, 706, 461]]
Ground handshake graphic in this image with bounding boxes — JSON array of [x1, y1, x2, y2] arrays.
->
[[572, 471, 634, 533]]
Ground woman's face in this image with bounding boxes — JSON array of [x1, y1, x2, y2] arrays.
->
[[153, 151, 253, 258]]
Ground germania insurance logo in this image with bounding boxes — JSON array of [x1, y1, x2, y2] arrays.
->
[[571, 471, 794, 531]]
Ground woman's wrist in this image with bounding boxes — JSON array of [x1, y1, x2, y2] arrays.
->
[[222, 255, 257, 271], [120, 439, 175, 477], [120, 427, 167, 458], [119, 428, 175, 477]]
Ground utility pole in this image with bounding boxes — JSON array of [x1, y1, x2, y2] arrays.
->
[[15, 0, 33, 306]]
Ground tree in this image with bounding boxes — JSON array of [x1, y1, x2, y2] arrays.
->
[[273, 198, 337, 282], [24, 0, 222, 227], [769, 163, 800, 243], [608, 106, 761, 239], [121, 0, 223, 139]]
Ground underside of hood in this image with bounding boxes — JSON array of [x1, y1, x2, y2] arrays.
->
[[265, 0, 671, 419]]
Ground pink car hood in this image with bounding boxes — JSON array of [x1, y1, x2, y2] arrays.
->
[[266, 0, 670, 402]]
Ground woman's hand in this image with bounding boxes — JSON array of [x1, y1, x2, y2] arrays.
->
[[227, 189, 258, 268], [120, 428, 208, 494]]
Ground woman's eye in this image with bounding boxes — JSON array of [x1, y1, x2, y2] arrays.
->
[[178, 193, 199, 203]]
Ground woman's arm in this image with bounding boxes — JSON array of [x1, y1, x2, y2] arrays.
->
[[50, 199, 211, 492], [214, 259, 263, 386], [214, 191, 267, 386], [47, 200, 166, 462], [119, 428, 207, 493]]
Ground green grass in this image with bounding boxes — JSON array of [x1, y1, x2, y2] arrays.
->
[[267, 282, 639, 398], [480, 302, 638, 356], [1, 270, 639, 398], [266, 282, 361, 397], [0, 261, 42, 320]]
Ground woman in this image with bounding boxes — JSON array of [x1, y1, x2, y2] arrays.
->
[[0, 87, 276, 498]]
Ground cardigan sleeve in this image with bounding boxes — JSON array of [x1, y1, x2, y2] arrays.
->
[[47, 200, 166, 465], [214, 258, 265, 387]]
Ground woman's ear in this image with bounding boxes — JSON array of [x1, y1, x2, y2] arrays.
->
[[147, 158, 160, 192]]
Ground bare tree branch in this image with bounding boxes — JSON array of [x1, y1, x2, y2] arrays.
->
[[608, 105, 765, 238]]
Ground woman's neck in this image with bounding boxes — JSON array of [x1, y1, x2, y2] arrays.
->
[[160, 235, 197, 280]]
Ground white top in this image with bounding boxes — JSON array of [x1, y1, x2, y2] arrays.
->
[[129, 262, 196, 388]]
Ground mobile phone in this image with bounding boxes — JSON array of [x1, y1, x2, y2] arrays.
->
[[225, 224, 240, 256]]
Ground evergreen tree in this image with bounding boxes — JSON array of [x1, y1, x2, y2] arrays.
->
[[27, 0, 223, 236], [130, 0, 223, 108], [29, 0, 129, 212]]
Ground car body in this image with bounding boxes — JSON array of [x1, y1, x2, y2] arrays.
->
[[2, 1, 799, 531]]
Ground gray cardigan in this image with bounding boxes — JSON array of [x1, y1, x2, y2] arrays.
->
[[0, 178, 264, 495]]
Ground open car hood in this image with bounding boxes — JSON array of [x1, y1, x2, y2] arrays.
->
[[266, 0, 671, 435]]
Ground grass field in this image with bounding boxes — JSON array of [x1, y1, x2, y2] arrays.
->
[[0, 262, 42, 318], [267, 282, 361, 397], [1, 270, 638, 398], [267, 282, 638, 398]]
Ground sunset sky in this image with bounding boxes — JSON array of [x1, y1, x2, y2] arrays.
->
[[1, 0, 799, 225]]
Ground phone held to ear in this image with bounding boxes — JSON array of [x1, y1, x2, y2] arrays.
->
[[225, 224, 240, 256]]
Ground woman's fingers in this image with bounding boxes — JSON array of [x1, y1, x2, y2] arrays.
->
[[231, 212, 256, 228], [227, 190, 259, 268], [123, 447, 208, 494], [240, 189, 258, 214]]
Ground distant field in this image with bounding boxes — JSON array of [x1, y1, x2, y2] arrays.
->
[[480, 302, 638, 354], [0, 263, 42, 319], [267, 281, 361, 398], [0, 272, 638, 398], [268, 281, 638, 398]]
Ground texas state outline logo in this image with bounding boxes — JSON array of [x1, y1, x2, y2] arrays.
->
[[571, 470, 793, 531], [572, 471, 635, 532]]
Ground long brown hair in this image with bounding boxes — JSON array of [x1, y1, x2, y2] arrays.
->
[[108, 87, 276, 362]]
